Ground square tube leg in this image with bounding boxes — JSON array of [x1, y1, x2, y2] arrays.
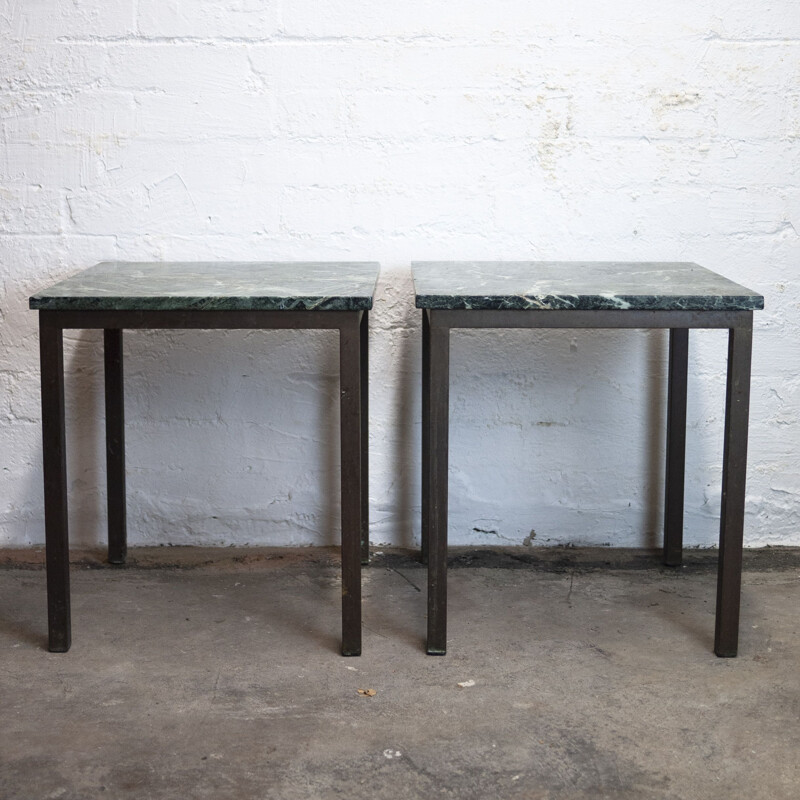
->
[[421, 309, 430, 565], [715, 320, 753, 657], [340, 314, 364, 656], [40, 317, 71, 652], [664, 328, 688, 566], [104, 329, 127, 565], [360, 311, 370, 565], [425, 312, 450, 655]]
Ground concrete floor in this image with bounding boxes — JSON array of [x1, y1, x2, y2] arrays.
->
[[1, 546, 798, 800]]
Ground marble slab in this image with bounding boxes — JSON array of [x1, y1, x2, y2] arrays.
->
[[412, 262, 764, 311], [30, 261, 380, 312]]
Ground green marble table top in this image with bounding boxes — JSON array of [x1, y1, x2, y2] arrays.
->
[[412, 261, 763, 312], [30, 261, 380, 312]]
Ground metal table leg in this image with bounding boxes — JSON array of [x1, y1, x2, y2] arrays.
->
[[426, 311, 450, 655], [715, 317, 753, 657], [40, 314, 71, 652], [360, 310, 370, 565], [421, 309, 430, 566], [104, 329, 127, 566], [340, 312, 364, 656], [664, 328, 688, 566]]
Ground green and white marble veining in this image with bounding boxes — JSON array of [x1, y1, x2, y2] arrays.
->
[[30, 261, 380, 312], [412, 261, 764, 312]]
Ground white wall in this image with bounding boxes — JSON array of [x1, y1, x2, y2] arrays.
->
[[1, 1, 798, 550]]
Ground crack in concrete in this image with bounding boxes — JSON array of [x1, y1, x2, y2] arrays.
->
[[389, 566, 421, 592], [566, 570, 575, 607]]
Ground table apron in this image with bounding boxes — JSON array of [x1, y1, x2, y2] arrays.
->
[[427, 308, 752, 330], [38, 309, 360, 331]]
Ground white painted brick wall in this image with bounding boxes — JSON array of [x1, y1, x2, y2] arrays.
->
[[1, 1, 798, 549]]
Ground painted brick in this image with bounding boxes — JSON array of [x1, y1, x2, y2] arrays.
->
[[137, 0, 280, 40], [3, 0, 136, 40], [1, 1, 798, 549]]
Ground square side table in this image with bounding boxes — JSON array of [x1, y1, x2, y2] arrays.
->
[[30, 261, 379, 656], [413, 261, 764, 657]]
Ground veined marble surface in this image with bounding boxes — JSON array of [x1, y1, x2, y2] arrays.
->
[[30, 261, 380, 311], [412, 262, 764, 311]]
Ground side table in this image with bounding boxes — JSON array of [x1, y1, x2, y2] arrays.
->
[[413, 261, 763, 657], [30, 261, 379, 656]]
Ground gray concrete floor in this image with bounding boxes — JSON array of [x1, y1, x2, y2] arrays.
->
[[1, 546, 798, 800]]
